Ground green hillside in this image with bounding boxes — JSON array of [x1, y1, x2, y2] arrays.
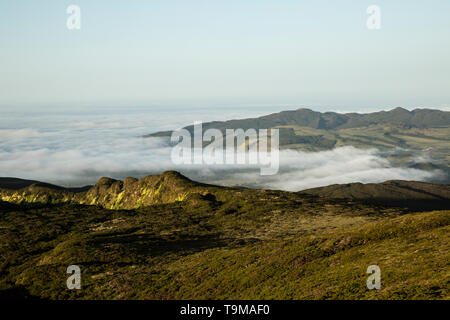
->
[[145, 108, 450, 137], [300, 180, 450, 211], [1, 172, 449, 211], [144, 108, 450, 180], [0, 173, 449, 299]]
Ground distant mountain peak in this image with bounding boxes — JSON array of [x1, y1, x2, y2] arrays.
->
[[160, 170, 192, 182], [145, 107, 450, 139], [96, 177, 119, 186], [0, 171, 204, 209], [390, 107, 410, 113]]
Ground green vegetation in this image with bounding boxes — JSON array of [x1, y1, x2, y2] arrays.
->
[[1, 171, 448, 211], [145, 108, 450, 137], [0, 173, 448, 300], [144, 108, 450, 182]]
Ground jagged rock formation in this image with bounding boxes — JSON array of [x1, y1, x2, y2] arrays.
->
[[0, 171, 449, 211], [0, 171, 449, 300], [79, 171, 213, 209], [0, 179, 448, 300], [0, 171, 227, 210]]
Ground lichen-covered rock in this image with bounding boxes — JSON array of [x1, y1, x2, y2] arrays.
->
[[0, 171, 226, 210]]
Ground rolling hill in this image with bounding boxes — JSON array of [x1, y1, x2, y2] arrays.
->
[[300, 180, 450, 211], [144, 108, 450, 180], [0, 172, 448, 299], [145, 108, 450, 137], [1, 171, 449, 211]]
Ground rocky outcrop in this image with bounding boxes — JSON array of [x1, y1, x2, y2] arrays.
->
[[0, 171, 214, 209]]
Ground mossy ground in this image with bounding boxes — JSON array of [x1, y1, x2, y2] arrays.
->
[[0, 191, 448, 300]]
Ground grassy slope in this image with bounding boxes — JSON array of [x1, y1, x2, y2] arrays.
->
[[278, 125, 450, 183], [146, 108, 450, 136], [145, 109, 450, 185], [2, 171, 449, 211], [0, 174, 448, 299], [300, 180, 450, 211], [279, 125, 450, 154], [0, 194, 448, 299], [146, 113, 450, 182], [154, 210, 449, 300], [145, 108, 450, 155]]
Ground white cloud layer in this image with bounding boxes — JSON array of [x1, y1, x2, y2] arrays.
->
[[0, 108, 445, 191], [0, 134, 443, 191]]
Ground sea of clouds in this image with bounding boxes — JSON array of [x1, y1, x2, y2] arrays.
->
[[0, 107, 444, 191]]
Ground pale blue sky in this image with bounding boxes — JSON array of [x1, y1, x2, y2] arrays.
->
[[1, 0, 449, 110]]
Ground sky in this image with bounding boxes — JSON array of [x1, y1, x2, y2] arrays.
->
[[1, 0, 450, 111]]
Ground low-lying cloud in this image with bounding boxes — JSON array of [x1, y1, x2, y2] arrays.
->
[[210, 147, 442, 191], [0, 108, 445, 191], [0, 134, 443, 191]]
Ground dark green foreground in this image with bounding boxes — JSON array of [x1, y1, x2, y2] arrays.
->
[[0, 182, 448, 299]]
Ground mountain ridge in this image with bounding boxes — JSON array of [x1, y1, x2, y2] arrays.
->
[[1, 171, 448, 211], [145, 107, 450, 138], [300, 180, 450, 210], [1, 175, 448, 299], [143, 107, 450, 172]]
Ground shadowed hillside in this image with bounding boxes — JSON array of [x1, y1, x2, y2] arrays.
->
[[0, 178, 91, 193], [301, 180, 450, 211]]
